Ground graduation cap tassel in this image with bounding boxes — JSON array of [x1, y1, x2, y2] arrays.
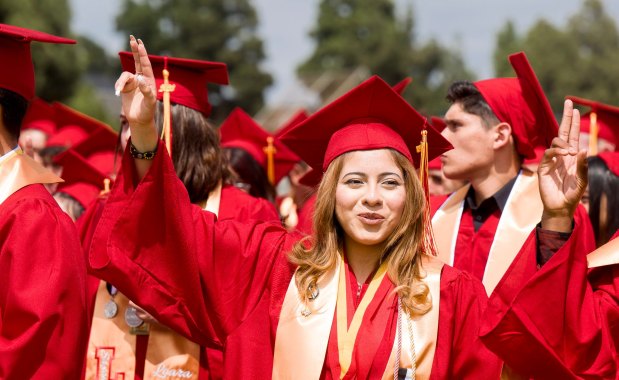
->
[[588, 111, 598, 156], [416, 127, 438, 257], [100, 178, 111, 196], [264, 136, 277, 185], [159, 56, 176, 156]]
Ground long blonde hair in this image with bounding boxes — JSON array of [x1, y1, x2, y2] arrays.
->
[[289, 149, 432, 315]]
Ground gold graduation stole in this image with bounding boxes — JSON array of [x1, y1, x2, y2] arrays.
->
[[85, 186, 225, 380], [0, 148, 62, 205], [273, 254, 442, 380], [431, 170, 542, 295]]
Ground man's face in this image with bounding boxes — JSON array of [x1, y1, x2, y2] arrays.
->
[[441, 102, 497, 181]]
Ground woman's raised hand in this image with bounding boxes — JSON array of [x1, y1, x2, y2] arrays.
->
[[114, 36, 158, 153]]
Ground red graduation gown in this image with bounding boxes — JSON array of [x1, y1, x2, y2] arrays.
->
[[0, 184, 89, 379], [480, 208, 617, 379], [88, 143, 500, 379], [78, 184, 279, 379]]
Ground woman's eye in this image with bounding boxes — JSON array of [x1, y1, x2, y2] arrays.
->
[[344, 179, 363, 185], [383, 180, 400, 187]]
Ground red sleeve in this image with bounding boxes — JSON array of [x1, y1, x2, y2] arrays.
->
[[431, 265, 502, 379], [0, 186, 89, 379], [88, 141, 299, 347], [219, 185, 280, 223], [480, 207, 617, 379]]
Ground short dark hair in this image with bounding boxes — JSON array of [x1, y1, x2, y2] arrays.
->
[[155, 102, 232, 204], [587, 156, 619, 247], [0, 88, 29, 140], [224, 147, 276, 204], [446, 81, 500, 128]]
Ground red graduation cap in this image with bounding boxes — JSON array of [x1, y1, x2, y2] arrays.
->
[[474, 52, 559, 160], [274, 110, 309, 140], [392, 77, 413, 96], [46, 102, 109, 148], [55, 149, 109, 208], [428, 117, 447, 170], [598, 152, 619, 177], [565, 96, 619, 151], [21, 97, 56, 135], [279, 75, 452, 182], [0, 24, 75, 100], [220, 107, 300, 184], [54, 128, 118, 208], [119, 52, 229, 117]]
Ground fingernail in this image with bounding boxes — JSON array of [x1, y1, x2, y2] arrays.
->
[[130, 35, 136, 41], [138, 38, 144, 45], [115, 87, 120, 96]]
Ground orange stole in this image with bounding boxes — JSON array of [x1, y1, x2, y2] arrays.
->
[[587, 237, 619, 268], [432, 170, 542, 295], [0, 148, 62, 204], [273, 254, 442, 379], [85, 186, 225, 380]]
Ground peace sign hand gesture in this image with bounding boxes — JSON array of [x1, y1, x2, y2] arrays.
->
[[538, 100, 588, 232], [114, 35, 158, 154]]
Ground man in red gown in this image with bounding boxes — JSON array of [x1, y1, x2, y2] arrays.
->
[[432, 53, 595, 298], [0, 24, 88, 379]]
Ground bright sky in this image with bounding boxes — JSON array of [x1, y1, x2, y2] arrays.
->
[[69, 0, 619, 105]]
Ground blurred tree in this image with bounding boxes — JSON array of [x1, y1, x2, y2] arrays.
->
[[116, 0, 273, 122], [297, 0, 474, 116], [493, 0, 619, 111], [0, 0, 83, 102]]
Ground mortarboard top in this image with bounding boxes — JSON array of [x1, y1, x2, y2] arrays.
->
[[598, 152, 619, 177], [0, 24, 75, 100], [473, 52, 559, 160], [392, 77, 413, 96], [565, 96, 619, 148], [220, 107, 300, 184], [119, 52, 229, 117], [278, 75, 452, 186], [21, 97, 56, 135], [46, 102, 109, 148]]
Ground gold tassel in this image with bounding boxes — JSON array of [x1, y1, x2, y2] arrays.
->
[[263, 136, 277, 185], [588, 111, 598, 156], [158, 57, 176, 156], [100, 178, 111, 196], [416, 126, 438, 256]]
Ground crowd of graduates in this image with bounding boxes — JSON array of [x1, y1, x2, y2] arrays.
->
[[0, 22, 618, 380]]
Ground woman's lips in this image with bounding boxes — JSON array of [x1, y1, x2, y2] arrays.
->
[[358, 213, 385, 225]]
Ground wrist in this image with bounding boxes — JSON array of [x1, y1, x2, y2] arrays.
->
[[541, 210, 574, 233], [129, 121, 158, 152]]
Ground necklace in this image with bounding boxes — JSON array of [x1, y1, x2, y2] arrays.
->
[[394, 297, 417, 380]]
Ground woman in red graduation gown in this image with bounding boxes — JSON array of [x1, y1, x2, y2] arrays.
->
[[481, 100, 618, 379], [80, 53, 280, 380], [89, 37, 501, 379]]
